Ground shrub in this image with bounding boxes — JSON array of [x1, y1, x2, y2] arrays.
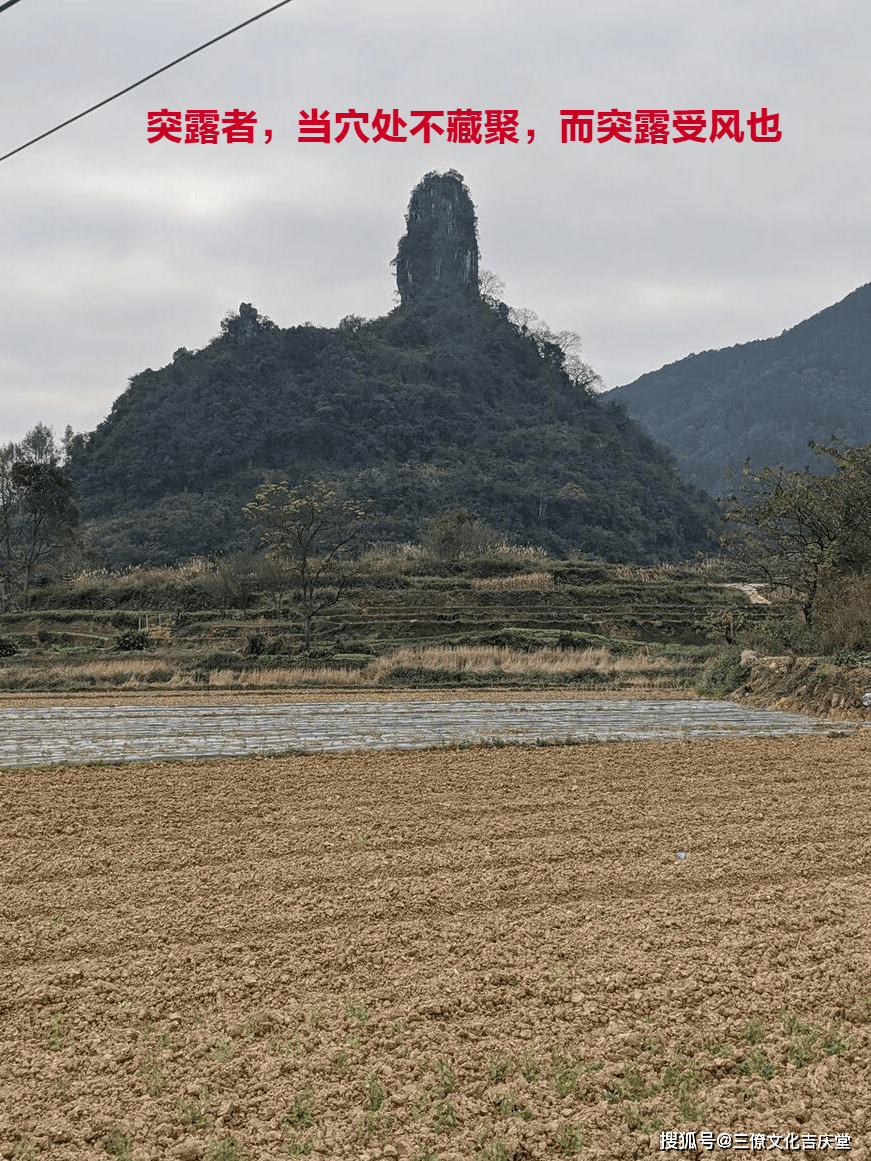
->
[[0, 636, 19, 657], [114, 631, 149, 651], [695, 644, 748, 696], [813, 575, 871, 653], [245, 631, 267, 656]]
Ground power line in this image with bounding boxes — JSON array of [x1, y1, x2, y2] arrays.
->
[[0, 0, 295, 164], [0, 0, 26, 13]]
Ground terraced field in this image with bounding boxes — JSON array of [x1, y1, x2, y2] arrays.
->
[[2, 733, 869, 1160]]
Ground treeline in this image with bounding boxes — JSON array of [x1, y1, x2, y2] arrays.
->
[[608, 281, 871, 495]]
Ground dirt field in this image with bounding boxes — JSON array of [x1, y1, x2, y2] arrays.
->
[[2, 735, 870, 1161]]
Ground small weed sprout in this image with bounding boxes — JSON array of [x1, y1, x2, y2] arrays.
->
[[365, 1072, 386, 1111], [204, 1138, 248, 1161], [551, 1049, 580, 1098], [344, 994, 369, 1024], [210, 1037, 234, 1062], [494, 1090, 532, 1120], [605, 1063, 657, 1104], [178, 1089, 213, 1129], [739, 1048, 776, 1079], [411, 1147, 440, 1161], [46, 1012, 66, 1051], [474, 1141, 509, 1161], [283, 1089, 316, 1129], [137, 1058, 166, 1097], [741, 1017, 765, 1045], [434, 1059, 456, 1097], [487, 1051, 512, 1084], [331, 1049, 349, 1076], [432, 1099, 459, 1133], [103, 1127, 133, 1160], [519, 1048, 540, 1082], [777, 1010, 851, 1068], [626, 1105, 665, 1133], [285, 1136, 315, 1157], [557, 1123, 587, 1155]]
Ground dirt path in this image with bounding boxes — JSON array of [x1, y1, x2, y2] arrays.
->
[[2, 735, 869, 1159]]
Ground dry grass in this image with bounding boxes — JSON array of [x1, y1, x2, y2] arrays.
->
[[470, 572, 553, 592], [206, 667, 364, 688], [363, 644, 695, 684], [0, 644, 698, 692]]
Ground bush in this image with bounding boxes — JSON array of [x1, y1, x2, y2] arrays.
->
[[741, 616, 820, 656], [695, 644, 749, 696], [0, 636, 19, 657], [813, 576, 871, 653], [114, 630, 149, 651], [246, 631, 267, 656]]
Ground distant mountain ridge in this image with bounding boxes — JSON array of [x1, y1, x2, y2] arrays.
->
[[606, 282, 871, 496], [65, 171, 718, 568]]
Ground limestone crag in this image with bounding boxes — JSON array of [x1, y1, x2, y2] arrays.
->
[[393, 170, 479, 304]]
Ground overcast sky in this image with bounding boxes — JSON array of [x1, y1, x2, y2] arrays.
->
[[1, 0, 868, 447]]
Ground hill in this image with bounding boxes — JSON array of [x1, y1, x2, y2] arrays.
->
[[605, 282, 871, 496], [65, 171, 717, 567]]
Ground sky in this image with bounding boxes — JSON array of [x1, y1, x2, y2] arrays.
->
[[1, 0, 868, 448]]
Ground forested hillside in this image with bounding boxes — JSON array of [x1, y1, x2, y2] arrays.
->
[[64, 172, 718, 567], [607, 282, 871, 496]]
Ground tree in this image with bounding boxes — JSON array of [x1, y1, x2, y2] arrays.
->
[[420, 509, 504, 561], [720, 440, 871, 625], [0, 441, 79, 608], [243, 480, 368, 649]]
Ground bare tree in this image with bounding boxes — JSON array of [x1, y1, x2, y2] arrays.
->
[[243, 480, 368, 650]]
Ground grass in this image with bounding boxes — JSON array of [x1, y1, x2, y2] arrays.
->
[[494, 1090, 532, 1120], [0, 631, 707, 693], [741, 1017, 766, 1045], [433, 1059, 456, 1097], [204, 1138, 248, 1161], [551, 1048, 581, 1098], [519, 1048, 540, 1083], [365, 1072, 386, 1111], [432, 1099, 459, 1133], [103, 1128, 133, 1159], [45, 1012, 66, 1051], [411, 1148, 440, 1161], [473, 1141, 510, 1161], [487, 1051, 512, 1084], [557, 1123, 587, 1155], [344, 994, 369, 1024], [283, 1089, 316, 1129], [137, 1058, 166, 1097], [778, 1010, 854, 1067], [178, 1089, 213, 1129]]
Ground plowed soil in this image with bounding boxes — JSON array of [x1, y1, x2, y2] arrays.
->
[[2, 735, 870, 1161]]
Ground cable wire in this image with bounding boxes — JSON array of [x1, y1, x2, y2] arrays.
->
[[0, 0, 294, 164], [0, 0, 26, 14]]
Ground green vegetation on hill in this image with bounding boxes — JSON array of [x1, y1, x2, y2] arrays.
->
[[0, 551, 772, 693], [64, 295, 716, 567], [607, 281, 871, 496], [61, 170, 717, 568]]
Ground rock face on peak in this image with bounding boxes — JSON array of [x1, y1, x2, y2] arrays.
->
[[393, 170, 479, 304]]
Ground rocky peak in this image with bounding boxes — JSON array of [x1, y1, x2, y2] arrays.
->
[[393, 170, 479, 305]]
